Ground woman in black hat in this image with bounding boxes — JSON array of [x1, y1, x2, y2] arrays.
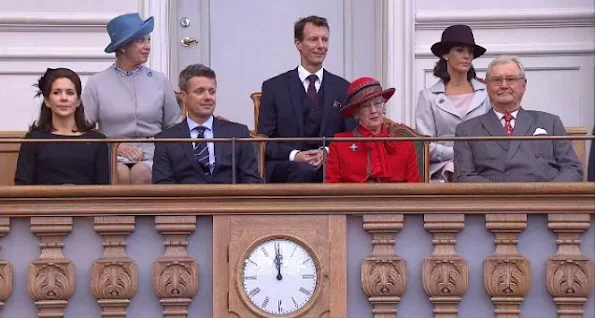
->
[[415, 24, 491, 183]]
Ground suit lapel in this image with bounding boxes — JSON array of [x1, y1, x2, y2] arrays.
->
[[465, 79, 488, 116], [429, 82, 461, 119], [479, 111, 509, 151], [177, 121, 207, 178], [212, 118, 224, 175], [288, 69, 304, 136], [319, 70, 333, 136], [506, 108, 534, 163]]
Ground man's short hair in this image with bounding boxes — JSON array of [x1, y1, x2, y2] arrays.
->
[[486, 55, 526, 80], [178, 64, 216, 92], [294, 16, 329, 41]]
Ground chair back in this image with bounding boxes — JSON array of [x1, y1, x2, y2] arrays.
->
[[383, 118, 430, 182], [251, 92, 262, 133]]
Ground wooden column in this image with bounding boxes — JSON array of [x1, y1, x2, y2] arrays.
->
[[0, 217, 12, 314], [546, 214, 594, 318], [153, 216, 199, 318], [91, 216, 138, 318], [28, 217, 75, 318], [361, 214, 407, 318], [423, 214, 469, 318], [483, 214, 531, 318]]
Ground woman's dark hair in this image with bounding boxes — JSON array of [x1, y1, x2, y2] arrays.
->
[[30, 68, 94, 133], [432, 47, 477, 84]]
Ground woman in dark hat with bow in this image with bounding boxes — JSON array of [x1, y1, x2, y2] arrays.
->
[[415, 24, 491, 182], [325, 77, 421, 183], [82, 13, 180, 185], [15, 68, 109, 185]]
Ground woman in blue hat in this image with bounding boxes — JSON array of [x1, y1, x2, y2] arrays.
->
[[82, 13, 181, 185], [415, 24, 491, 183]]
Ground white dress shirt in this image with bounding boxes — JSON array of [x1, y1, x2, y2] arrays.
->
[[187, 115, 215, 172]]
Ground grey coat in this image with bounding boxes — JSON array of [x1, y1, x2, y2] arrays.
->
[[454, 108, 583, 182], [415, 78, 491, 180]]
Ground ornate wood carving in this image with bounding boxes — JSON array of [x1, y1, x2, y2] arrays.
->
[[27, 217, 75, 318], [546, 214, 594, 318], [0, 217, 12, 313], [422, 214, 468, 318], [153, 216, 199, 318], [483, 214, 531, 318], [361, 214, 407, 318], [91, 216, 138, 318]]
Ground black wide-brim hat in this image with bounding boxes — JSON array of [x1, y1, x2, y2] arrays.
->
[[430, 24, 486, 59]]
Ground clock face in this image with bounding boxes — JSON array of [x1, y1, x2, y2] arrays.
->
[[242, 238, 318, 315]]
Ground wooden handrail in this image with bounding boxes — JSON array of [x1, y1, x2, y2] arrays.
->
[[0, 183, 592, 217]]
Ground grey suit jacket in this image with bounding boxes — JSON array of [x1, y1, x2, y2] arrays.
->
[[454, 108, 583, 182], [415, 78, 491, 180]]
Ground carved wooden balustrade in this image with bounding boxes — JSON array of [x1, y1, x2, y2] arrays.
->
[[0, 183, 592, 318]]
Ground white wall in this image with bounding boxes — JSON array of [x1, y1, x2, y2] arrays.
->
[[384, 0, 595, 132], [204, 0, 381, 129], [0, 0, 145, 131]]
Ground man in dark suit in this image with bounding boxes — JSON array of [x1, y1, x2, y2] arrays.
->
[[152, 64, 262, 184], [258, 16, 353, 183], [454, 56, 583, 182]]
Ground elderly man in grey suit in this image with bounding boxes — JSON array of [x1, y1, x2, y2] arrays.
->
[[454, 55, 583, 182]]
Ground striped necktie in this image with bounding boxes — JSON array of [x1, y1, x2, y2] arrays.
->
[[193, 126, 211, 173]]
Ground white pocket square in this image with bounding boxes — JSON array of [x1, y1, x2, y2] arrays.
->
[[533, 128, 548, 135]]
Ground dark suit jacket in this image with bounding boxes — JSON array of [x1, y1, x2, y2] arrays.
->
[[454, 108, 583, 182], [152, 118, 262, 184], [258, 68, 354, 161]]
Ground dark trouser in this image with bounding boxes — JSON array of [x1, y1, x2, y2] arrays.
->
[[266, 160, 323, 183]]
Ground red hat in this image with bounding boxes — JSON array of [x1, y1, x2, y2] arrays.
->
[[340, 77, 395, 118]]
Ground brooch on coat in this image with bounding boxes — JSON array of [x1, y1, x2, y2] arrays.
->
[[349, 144, 358, 152]]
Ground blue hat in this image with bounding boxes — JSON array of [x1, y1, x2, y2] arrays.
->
[[104, 13, 154, 53]]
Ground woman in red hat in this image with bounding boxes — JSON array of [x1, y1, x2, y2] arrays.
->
[[415, 24, 490, 183], [325, 77, 420, 183]]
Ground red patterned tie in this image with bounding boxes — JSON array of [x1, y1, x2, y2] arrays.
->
[[504, 113, 514, 137]]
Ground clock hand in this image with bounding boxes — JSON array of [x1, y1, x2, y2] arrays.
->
[[275, 242, 283, 280]]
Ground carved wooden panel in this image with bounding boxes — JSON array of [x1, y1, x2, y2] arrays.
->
[[153, 216, 199, 318], [91, 216, 138, 318], [484, 214, 531, 318], [422, 214, 468, 318], [0, 217, 12, 313], [546, 214, 594, 318], [213, 215, 346, 318], [28, 217, 75, 318], [361, 214, 408, 318]]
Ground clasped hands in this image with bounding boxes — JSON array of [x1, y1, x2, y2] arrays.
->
[[118, 144, 144, 162], [295, 149, 326, 169]]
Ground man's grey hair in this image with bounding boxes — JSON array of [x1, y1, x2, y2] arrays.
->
[[486, 55, 526, 79], [178, 64, 216, 92]]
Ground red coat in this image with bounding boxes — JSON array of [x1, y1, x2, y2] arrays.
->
[[325, 127, 421, 183]]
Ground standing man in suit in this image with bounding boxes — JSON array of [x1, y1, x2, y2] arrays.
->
[[152, 64, 262, 184], [258, 16, 353, 183], [454, 55, 582, 182]]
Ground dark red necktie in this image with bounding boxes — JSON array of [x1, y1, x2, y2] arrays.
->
[[504, 114, 514, 137], [307, 74, 318, 100]]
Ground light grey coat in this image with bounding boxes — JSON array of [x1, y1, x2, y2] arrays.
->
[[415, 78, 491, 181], [454, 108, 583, 182]]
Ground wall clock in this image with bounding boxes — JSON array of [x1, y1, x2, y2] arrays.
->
[[240, 237, 319, 316], [213, 215, 347, 318]]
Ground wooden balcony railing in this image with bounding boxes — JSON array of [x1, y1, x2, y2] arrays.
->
[[0, 183, 592, 318]]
